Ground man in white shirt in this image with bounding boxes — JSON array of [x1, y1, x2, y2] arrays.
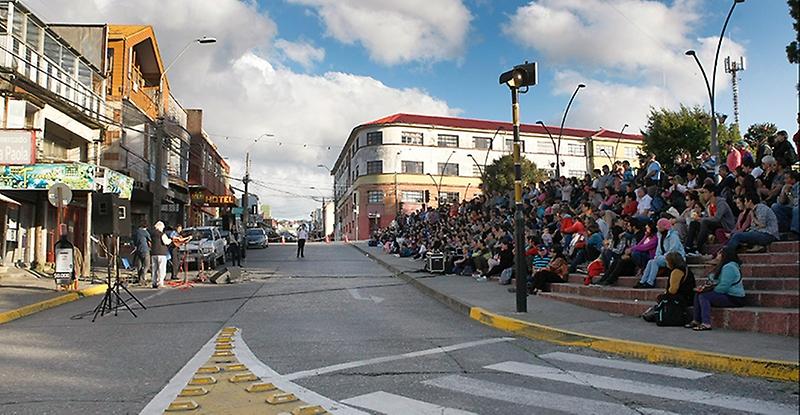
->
[[297, 225, 308, 258], [635, 187, 652, 221]]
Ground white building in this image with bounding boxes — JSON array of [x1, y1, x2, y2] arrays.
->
[[331, 113, 643, 240]]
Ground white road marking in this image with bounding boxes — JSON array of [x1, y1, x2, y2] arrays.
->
[[139, 330, 218, 414], [486, 361, 798, 415], [342, 391, 477, 415], [540, 351, 711, 379], [423, 375, 668, 415], [233, 331, 368, 415], [283, 337, 515, 381], [347, 288, 384, 303]]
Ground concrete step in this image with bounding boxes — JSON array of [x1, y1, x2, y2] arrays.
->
[[538, 292, 799, 336], [738, 252, 799, 265], [568, 274, 800, 291], [768, 241, 800, 253], [551, 283, 799, 308], [687, 263, 799, 279]]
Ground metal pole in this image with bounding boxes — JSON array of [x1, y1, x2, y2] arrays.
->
[[152, 122, 164, 225], [511, 87, 526, 313], [613, 123, 629, 163], [537, 121, 559, 178], [557, 84, 584, 156], [710, 0, 741, 164], [242, 152, 250, 259]]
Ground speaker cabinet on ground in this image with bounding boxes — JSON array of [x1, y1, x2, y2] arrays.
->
[[93, 193, 131, 236]]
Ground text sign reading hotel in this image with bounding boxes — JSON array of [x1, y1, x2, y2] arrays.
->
[[192, 192, 236, 207]]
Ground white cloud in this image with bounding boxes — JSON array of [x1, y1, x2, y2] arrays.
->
[[41, 0, 456, 218], [274, 38, 325, 69], [288, 0, 472, 65], [506, 0, 746, 132]]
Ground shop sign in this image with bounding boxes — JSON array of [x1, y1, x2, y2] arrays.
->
[[0, 163, 95, 191], [191, 191, 236, 207], [104, 168, 134, 200], [0, 130, 36, 165]]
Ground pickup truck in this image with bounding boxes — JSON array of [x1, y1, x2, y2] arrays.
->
[[179, 226, 226, 268]]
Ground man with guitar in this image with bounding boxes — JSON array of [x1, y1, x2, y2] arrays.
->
[[169, 224, 192, 280]]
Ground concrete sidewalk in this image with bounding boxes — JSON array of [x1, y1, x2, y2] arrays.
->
[[352, 242, 799, 382]]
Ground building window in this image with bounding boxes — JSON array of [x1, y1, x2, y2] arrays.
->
[[505, 139, 525, 152], [367, 191, 384, 204], [568, 170, 586, 178], [366, 161, 383, 175], [473, 136, 491, 149], [567, 143, 586, 156], [366, 131, 383, 146], [625, 147, 639, 159], [438, 163, 459, 176], [401, 161, 424, 174], [402, 190, 425, 203], [537, 141, 553, 154], [401, 131, 423, 145], [439, 192, 460, 204], [472, 165, 483, 177], [437, 134, 459, 148], [596, 144, 615, 158]]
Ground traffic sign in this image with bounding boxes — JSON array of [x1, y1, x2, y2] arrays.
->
[[48, 183, 72, 208]]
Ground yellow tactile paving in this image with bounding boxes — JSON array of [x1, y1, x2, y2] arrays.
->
[[162, 327, 330, 415]]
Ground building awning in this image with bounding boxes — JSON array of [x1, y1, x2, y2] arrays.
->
[[0, 192, 22, 205]]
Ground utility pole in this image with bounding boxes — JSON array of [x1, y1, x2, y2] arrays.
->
[[725, 56, 746, 127], [241, 152, 250, 259], [151, 121, 165, 225]]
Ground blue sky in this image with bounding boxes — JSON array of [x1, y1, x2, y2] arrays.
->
[[265, 0, 796, 133], [45, 0, 798, 219]]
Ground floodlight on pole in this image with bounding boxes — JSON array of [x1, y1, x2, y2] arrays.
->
[[499, 61, 538, 313]]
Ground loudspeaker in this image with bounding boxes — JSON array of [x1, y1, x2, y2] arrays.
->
[[93, 193, 131, 236]]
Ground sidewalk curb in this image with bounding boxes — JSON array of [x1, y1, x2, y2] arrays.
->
[[352, 244, 799, 383], [0, 284, 109, 325]]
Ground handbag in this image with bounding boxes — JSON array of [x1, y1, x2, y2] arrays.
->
[[656, 298, 689, 327]]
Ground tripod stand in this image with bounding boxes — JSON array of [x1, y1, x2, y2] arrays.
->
[[92, 235, 146, 322]]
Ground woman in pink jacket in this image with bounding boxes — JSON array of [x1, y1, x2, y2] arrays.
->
[[631, 222, 658, 278]]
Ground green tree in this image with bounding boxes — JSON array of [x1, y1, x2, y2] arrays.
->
[[641, 105, 741, 170], [788, 0, 799, 64], [483, 155, 547, 193], [743, 122, 778, 145]]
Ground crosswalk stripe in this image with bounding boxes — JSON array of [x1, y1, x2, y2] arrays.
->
[[540, 352, 711, 379], [342, 391, 477, 415], [486, 361, 797, 415], [423, 375, 670, 415]]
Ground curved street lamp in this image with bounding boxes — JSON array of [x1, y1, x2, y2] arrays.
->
[[614, 123, 629, 162], [685, 0, 745, 169], [481, 126, 506, 178], [536, 121, 561, 178], [436, 150, 457, 204], [556, 83, 585, 155], [466, 153, 484, 181]]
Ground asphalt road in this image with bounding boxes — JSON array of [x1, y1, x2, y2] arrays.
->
[[0, 242, 797, 414]]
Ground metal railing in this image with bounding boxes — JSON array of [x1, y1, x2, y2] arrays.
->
[[0, 34, 106, 122]]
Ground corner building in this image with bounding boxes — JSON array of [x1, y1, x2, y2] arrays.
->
[[331, 114, 643, 241]]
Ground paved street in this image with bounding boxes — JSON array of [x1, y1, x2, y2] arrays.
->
[[0, 243, 797, 414]]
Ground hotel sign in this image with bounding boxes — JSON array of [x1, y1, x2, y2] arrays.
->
[[0, 130, 35, 165], [191, 191, 236, 207]]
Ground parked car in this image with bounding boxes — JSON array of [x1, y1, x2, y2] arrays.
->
[[246, 228, 268, 248], [266, 229, 281, 243], [179, 227, 226, 268]]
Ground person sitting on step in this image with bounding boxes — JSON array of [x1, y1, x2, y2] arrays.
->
[[635, 218, 685, 289], [686, 246, 746, 331]]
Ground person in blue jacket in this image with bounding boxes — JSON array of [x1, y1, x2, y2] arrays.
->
[[686, 246, 746, 331], [635, 218, 685, 288]]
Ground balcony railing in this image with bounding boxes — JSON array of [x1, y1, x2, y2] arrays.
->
[[0, 35, 105, 123]]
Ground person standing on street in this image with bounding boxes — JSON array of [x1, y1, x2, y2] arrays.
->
[[150, 221, 171, 288], [297, 225, 308, 258], [229, 231, 242, 266], [169, 224, 191, 279], [132, 220, 151, 287]]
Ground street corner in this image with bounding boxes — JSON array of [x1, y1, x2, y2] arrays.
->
[[0, 283, 109, 325]]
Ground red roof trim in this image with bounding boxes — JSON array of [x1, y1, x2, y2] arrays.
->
[[360, 113, 642, 141]]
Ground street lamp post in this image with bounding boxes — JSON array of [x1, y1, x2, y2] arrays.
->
[[614, 123, 629, 162], [685, 0, 745, 168], [536, 121, 561, 178], [394, 151, 401, 219], [481, 127, 505, 180], [152, 36, 216, 225], [499, 61, 538, 313], [425, 173, 439, 205], [437, 150, 457, 205], [467, 154, 484, 181], [556, 83, 586, 157], [317, 164, 333, 239]]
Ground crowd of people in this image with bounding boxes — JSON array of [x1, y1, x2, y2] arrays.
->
[[372, 129, 799, 330]]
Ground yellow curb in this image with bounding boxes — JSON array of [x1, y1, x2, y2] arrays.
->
[[469, 307, 799, 383], [0, 284, 109, 325]]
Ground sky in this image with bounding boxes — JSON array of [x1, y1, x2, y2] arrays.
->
[[33, 0, 798, 219]]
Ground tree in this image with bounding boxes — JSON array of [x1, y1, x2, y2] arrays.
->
[[743, 122, 778, 145], [641, 105, 741, 170], [483, 155, 547, 193], [787, 0, 799, 64]]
